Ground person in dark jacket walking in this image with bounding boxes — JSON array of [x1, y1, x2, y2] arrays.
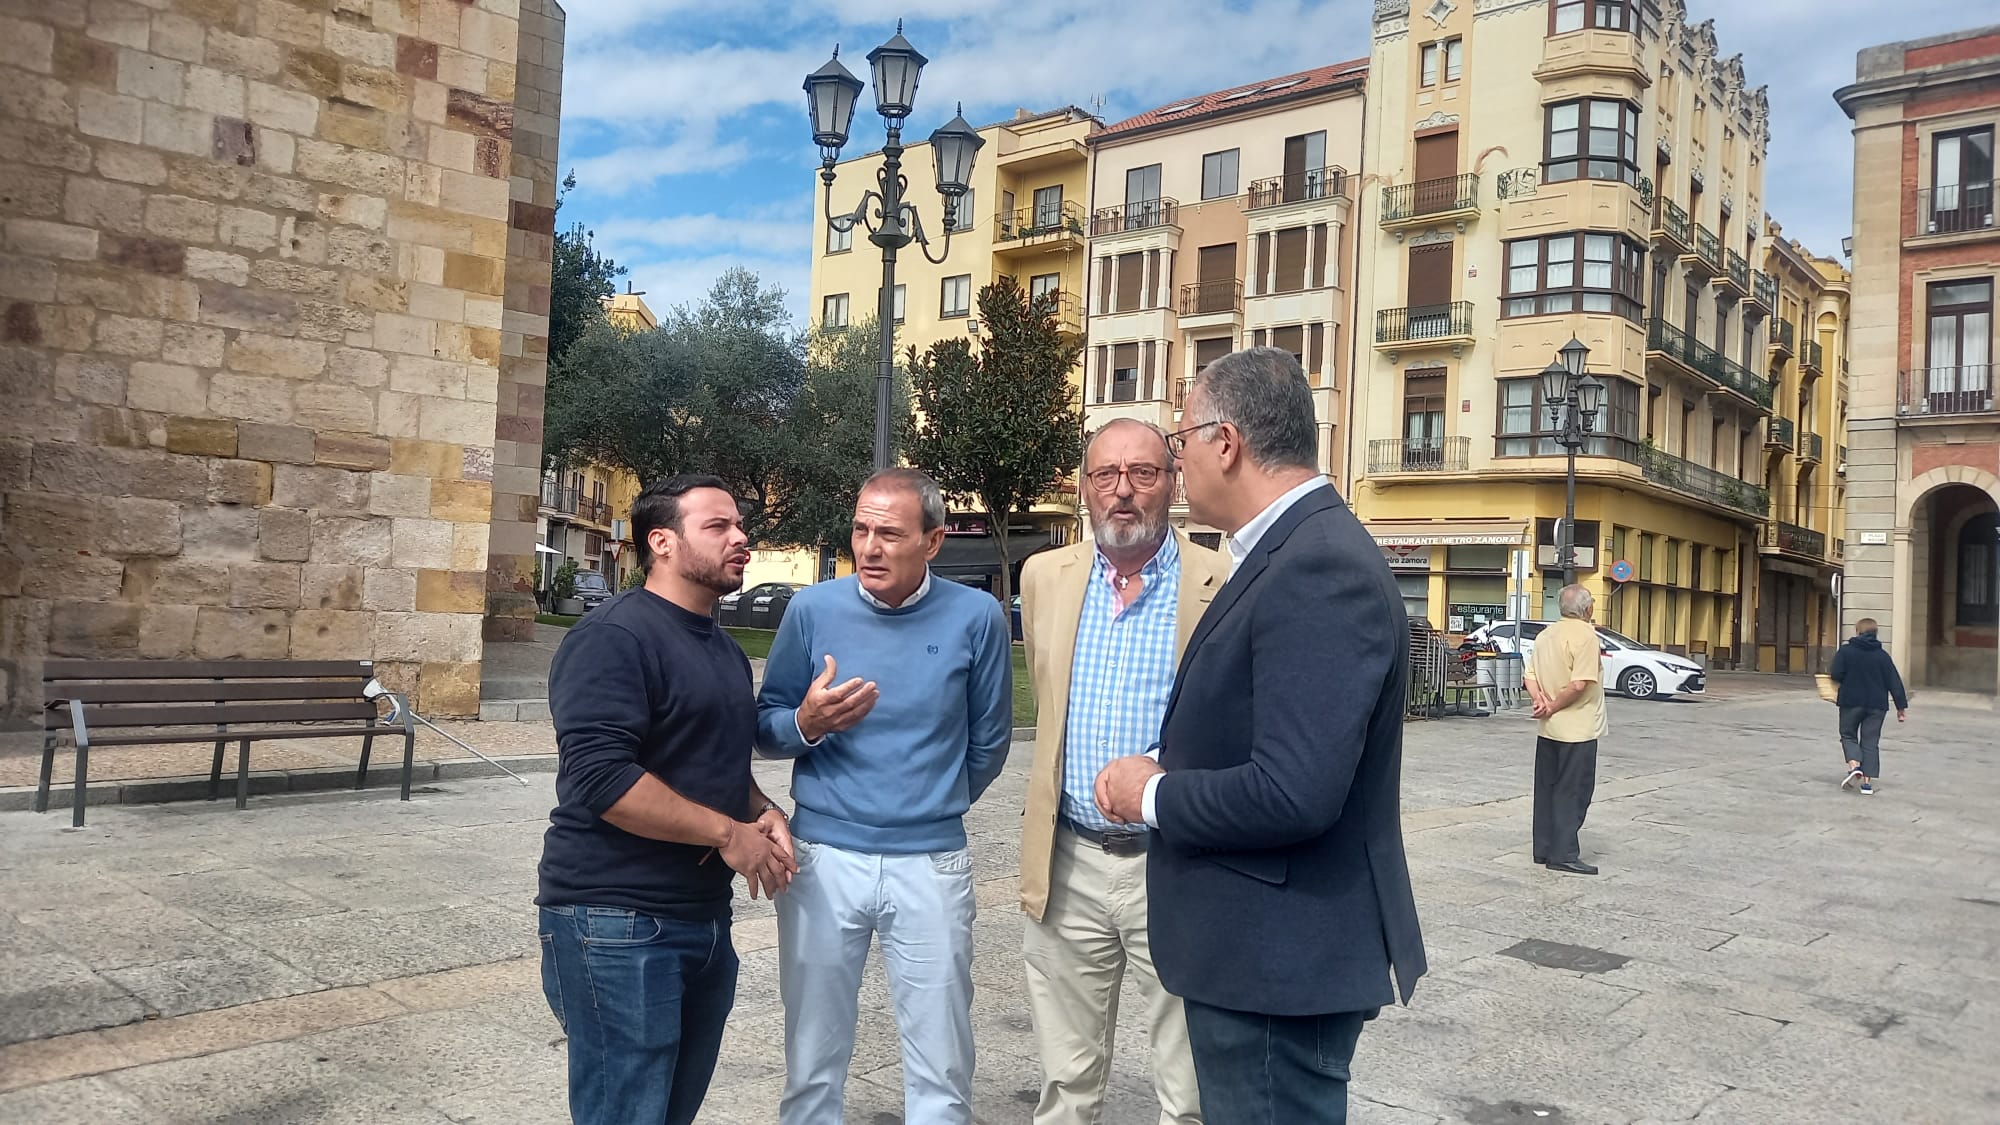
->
[[1827, 619, 1908, 796]]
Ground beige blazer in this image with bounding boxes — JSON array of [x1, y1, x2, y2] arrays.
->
[[1016, 530, 1228, 921]]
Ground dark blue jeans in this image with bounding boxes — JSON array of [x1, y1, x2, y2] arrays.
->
[[539, 905, 739, 1125], [1182, 1000, 1378, 1125]]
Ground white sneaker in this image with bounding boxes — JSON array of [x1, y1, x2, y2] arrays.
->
[[1841, 768, 1863, 791]]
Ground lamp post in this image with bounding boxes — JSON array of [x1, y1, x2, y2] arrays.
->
[[1542, 336, 1606, 587], [804, 23, 984, 472]]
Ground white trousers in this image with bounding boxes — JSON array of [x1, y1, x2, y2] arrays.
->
[[776, 838, 977, 1125], [1023, 827, 1201, 1125]]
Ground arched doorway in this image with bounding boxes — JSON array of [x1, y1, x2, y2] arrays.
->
[[1908, 482, 1999, 693]]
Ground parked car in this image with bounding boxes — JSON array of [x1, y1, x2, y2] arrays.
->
[[572, 569, 614, 613], [1463, 619, 1549, 655], [1497, 622, 1706, 701], [1009, 595, 1022, 643], [717, 582, 805, 630]]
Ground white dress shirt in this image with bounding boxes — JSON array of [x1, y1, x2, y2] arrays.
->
[[1141, 477, 1330, 827]]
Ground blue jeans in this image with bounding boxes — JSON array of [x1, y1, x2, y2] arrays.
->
[[539, 905, 739, 1125], [1182, 1001, 1378, 1125]]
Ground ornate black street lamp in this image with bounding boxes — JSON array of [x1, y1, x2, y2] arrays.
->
[[1542, 336, 1606, 587], [805, 24, 984, 470]]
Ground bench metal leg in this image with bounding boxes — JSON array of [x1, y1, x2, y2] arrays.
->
[[399, 727, 414, 801], [34, 731, 56, 814], [209, 740, 226, 800], [357, 733, 374, 790], [235, 738, 250, 810], [68, 700, 90, 829]]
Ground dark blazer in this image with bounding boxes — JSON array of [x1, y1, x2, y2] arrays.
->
[[1148, 485, 1427, 1017]]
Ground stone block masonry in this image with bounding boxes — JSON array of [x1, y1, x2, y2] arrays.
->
[[0, 0, 564, 717]]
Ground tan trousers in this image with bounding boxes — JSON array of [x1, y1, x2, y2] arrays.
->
[[1022, 826, 1201, 1125]]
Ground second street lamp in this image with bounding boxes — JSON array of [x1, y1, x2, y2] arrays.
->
[[1543, 337, 1605, 587], [804, 24, 984, 472]]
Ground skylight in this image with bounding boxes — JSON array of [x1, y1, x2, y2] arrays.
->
[[1260, 77, 1306, 92], [1220, 86, 1266, 101], [1156, 101, 1201, 115]]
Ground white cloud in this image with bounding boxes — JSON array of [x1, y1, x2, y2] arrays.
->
[[562, 42, 828, 127], [596, 209, 810, 258], [616, 253, 815, 330], [566, 126, 758, 191]]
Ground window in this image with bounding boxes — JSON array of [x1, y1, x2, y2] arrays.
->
[[1545, 98, 1640, 185], [1924, 278, 1993, 410], [822, 292, 849, 328], [1497, 375, 1638, 456], [1404, 369, 1446, 458], [1114, 250, 1145, 312], [1125, 163, 1163, 229], [1502, 232, 1645, 320], [940, 275, 972, 318], [1271, 325, 1305, 367], [951, 188, 975, 232], [1029, 273, 1060, 301], [1201, 149, 1240, 200], [1420, 38, 1463, 86], [1960, 512, 1998, 627], [1930, 127, 1995, 234], [1032, 185, 1062, 230], [878, 284, 905, 324], [826, 222, 852, 254], [1111, 342, 1139, 403], [1274, 228, 1309, 293], [1553, 0, 1632, 33]]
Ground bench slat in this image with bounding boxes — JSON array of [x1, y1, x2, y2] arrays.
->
[[79, 724, 405, 747], [43, 701, 381, 730], [43, 659, 373, 682], [44, 681, 369, 705]]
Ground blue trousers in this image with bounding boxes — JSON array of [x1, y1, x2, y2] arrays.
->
[[538, 904, 738, 1125], [1182, 1000, 1377, 1125]]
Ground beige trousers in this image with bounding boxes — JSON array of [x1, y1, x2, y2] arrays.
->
[[1022, 826, 1201, 1125]]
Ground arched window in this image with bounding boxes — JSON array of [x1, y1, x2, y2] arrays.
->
[[1960, 511, 1998, 627]]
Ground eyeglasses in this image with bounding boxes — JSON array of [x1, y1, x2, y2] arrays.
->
[[1163, 421, 1219, 456], [1084, 463, 1168, 491]]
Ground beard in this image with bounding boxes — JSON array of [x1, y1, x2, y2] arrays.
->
[[677, 549, 746, 596], [1090, 500, 1168, 551]]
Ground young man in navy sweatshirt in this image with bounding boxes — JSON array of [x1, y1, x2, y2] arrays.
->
[[756, 468, 1015, 1125], [537, 475, 797, 1125]]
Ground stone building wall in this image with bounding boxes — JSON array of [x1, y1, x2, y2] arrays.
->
[[0, 0, 562, 717]]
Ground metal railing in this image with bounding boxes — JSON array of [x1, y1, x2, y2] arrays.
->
[[1833, 538, 1846, 561], [1179, 278, 1243, 316], [1770, 319, 1795, 355], [1752, 270, 1776, 310], [577, 497, 610, 524], [996, 200, 1086, 243], [1247, 166, 1348, 210], [1367, 436, 1471, 474], [1763, 521, 1827, 558], [1090, 198, 1179, 236], [1765, 416, 1795, 450], [1633, 443, 1770, 518], [1900, 365, 1996, 416], [1376, 301, 1474, 344], [1645, 318, 1774, 408], [1652, 197, 1690, 248], [1692, 223, 1720, 271], [1723, 248, 1750, 291], [1919, 180, 1996, 236], [541, 480, 578, 513], [1801, 339, 1823, 374], [1800, 432, 1824, 462], [1381, 173, 1479, 223]]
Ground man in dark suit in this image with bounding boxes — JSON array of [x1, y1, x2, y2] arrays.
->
[[1096, 346, 1427, 1124]]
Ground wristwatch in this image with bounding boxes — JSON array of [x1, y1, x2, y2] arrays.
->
[[755, 800, 785, 819]]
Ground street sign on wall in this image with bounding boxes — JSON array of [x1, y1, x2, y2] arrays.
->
[[1610, 559, 1634, 583]]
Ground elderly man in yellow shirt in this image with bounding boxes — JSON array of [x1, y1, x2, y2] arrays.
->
[[1524, 584, 1607, 875]]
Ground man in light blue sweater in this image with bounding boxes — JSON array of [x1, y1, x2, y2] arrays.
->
[[756, 468, 1014, 1125]]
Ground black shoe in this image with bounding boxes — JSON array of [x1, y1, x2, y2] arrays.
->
[[1533, 855, 1547, 864], [1544, 860, 1599, 875]]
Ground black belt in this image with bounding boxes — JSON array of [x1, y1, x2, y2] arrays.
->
[[1062, 816, 1149, 856]]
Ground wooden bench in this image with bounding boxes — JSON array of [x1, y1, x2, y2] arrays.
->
[[38, 659, 416, 828]]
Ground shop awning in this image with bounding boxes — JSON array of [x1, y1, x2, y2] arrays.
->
[[1365, 520, 1531, 547], [931, 532, 1055, 575]]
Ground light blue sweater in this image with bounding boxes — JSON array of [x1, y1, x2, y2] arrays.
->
[[755, 574, 1014, 854]]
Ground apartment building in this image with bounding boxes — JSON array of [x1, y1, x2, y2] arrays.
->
[[1754, 228, 1850, 673], [1353, 0, 1778, 665], [536, 293, 654, 593], [807, 106, 1097, 590], [1082, 62, 1368, 545], [1837, 26, 2000, 700]]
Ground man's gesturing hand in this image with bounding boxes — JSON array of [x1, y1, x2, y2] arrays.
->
[[720, 818, 797, 900], [796, 655, 879, 743]]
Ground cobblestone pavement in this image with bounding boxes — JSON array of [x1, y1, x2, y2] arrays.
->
[[2, 686, 1997, 1124]]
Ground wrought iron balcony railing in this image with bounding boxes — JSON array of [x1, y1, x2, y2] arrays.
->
[[1645, 318, 1774, 408], [1723, 248, 1750, 292], [1765, 416, 1795, 450], [1376, 301, 1474, 345], [1651, 197, 1690, 249], [1801, 339, 1824, 374], [1769, 319, 1795, 355], [1751, 270, 1776, 311], [1919, 180, 1996, 236], [577, 497, 611, 524], [1381, 173, 1479, 224], [1248, 166, 1348, 210], [1800, 432, 1824, 462], [541, 480, 578, 513], [1367, 436, 1471, 474], [1633, 443, 1770, 518], [1693, 223, 1721, 271], [996, 200, 1086, 243], [1900, 365, 1996, 416], [1179, 278, 1243, 317], [1090, 197, 1179, 236], [1763, 521, 1827, 558]]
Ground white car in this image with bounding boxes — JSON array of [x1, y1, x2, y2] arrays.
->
[[1470, 621, 1705, 700]]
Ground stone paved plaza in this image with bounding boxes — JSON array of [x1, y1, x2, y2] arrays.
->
[[2, 684, 1997, 1124]]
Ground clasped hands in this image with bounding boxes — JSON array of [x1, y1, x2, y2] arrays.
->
[[1093, 755, 1162, 826], [719, 806, 797, 900]]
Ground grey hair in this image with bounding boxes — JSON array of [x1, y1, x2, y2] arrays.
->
[[1084, 417, 1172, 466], [1188, 346, 1318, 470], [861, 468, 947, 533], [1558, 584, 1594, 620]]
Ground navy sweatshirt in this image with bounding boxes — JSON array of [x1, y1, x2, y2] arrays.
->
[[536, 588, 754, 919], [1829, 632, 1909, 712]]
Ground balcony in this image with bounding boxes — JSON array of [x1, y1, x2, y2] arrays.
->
[[1917, 180, 1996, 237], [1800, 431, 1824, 463], [1248, 166, 1348, 211], [577, 497, 611, 525], [1768, 318, 1795, 359], [1748, 270, 1776, 316], [1713, 247, 1749, 297], [1651, 197, 1691, 253], [1762, 520, 1828, 560], [540, 480, 578, 514], [1179, 278, 1243, 319], [1368, 437, 1471, 475], [1800, 338, 1823, 377], [1764, 416, 1795, 451], [1837, 443, 1848, 471], [1681, 223, 1721, 278], [995, 200, 1086, 257], [1645, 318, 1775, 410], [1899, 365, 1996, 417], [1090, 198, 1179, 238], [1375, 302, 1475, 350], [1635, 443, 1770, 519], [1380, 174, 1480, 231]]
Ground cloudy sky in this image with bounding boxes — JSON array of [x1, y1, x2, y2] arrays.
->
[[553, 0, 1978, 326]]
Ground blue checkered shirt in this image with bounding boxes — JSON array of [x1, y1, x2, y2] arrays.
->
[[1061, 535, 1182, 832]]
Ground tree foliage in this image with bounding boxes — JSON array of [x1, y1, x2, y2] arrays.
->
[[903, 275, 1084, 603], [547, 171, 625, 373], [543, 267, 892, 551]]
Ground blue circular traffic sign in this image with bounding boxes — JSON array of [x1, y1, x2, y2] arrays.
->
[[1610, 559, 1634, 583]]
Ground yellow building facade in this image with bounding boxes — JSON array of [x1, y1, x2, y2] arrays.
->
[[537, 293, 654, 597], [808, 107, 1098, 589], [1354, 0, 1780, 668]]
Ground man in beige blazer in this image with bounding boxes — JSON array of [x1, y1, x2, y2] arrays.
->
[[1018, 418, 1227, 1125]]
